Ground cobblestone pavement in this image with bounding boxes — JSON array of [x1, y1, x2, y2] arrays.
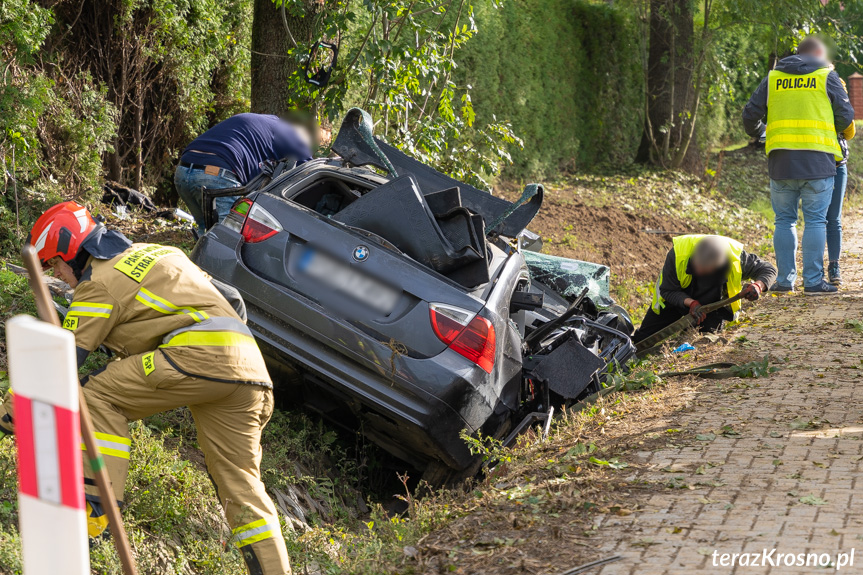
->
[[595, 224, 863, 575]]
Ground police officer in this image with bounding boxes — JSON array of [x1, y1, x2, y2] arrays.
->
[[743, 36, 855, 295], [0, 201, 290, 575], [633, 235, 777, 344]]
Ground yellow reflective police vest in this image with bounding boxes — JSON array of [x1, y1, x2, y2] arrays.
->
[[766, 67, 842, 160], [651, 235, 744, 316]]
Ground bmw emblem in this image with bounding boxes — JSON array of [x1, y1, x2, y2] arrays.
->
[[353, 245, 370, 262]]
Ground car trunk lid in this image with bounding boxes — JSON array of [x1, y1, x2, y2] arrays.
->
[[331, 108, 544, 238], [232, 191, 490, 359]]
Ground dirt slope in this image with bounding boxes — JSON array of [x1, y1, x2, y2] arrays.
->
[[495, 161, 772, 286], [529, 199, 707, 283]]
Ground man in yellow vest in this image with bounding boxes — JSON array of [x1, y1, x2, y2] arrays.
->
[[743, 36, 854, 295], [632, 235, 777, 344], [0, 202, 291, 575]]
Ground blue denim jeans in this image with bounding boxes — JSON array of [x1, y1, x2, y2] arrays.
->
[[174, 165, 242, 232], [770, 176, 834, 288], [826, 163, 847, 262]]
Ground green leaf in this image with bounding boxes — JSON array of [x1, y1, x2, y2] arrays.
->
[[589, 457, 628, 470], [567, 442, 594, 456], [730, 356, 778, 378], [799, 495, 828, 506]]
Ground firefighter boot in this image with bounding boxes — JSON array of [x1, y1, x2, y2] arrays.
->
[[86, 501, 111, 543]]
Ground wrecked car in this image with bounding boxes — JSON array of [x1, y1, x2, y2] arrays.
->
[[190, 109, 635, 482]]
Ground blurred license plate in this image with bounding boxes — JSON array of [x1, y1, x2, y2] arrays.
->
[[298, 249, 399, 314]]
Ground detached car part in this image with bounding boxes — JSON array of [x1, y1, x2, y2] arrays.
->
[[306, 41, 339, 88], [332, 107, 544, 237]]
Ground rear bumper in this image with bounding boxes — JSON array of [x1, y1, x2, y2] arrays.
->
[[248, 303, 491, 471]]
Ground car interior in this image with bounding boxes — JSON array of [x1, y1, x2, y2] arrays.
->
[[284, 175, 371, 216]]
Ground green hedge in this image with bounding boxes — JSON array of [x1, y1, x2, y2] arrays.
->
[[458, 0, 643, 179]]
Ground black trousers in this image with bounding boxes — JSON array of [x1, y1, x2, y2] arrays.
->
[[632, 305, 726, 344]]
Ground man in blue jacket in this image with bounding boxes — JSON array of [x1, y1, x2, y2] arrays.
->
[[175, 113, 313, 232], [742, 37, 854, 295]]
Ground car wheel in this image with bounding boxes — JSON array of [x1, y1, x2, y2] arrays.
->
[[421, 461, 453, 487], [421, 458, 484, 488]]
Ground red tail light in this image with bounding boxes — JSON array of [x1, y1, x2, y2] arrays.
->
[[239, 202, 282, 243], [430, 304, 496, 373]]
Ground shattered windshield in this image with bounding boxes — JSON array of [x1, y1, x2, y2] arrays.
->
[[523, 251, 612, 306]]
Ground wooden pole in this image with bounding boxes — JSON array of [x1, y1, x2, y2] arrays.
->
[[21, 246, 138, 575]]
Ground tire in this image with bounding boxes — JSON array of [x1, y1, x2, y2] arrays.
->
[[421, 457, 484, 488]]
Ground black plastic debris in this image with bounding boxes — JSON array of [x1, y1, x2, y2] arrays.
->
[[333, 175, 489, 287], [305, 41, 339, 87], [102, 181, 156, 212], [331, 107, 544, 238], [530, 335, 606, 399]]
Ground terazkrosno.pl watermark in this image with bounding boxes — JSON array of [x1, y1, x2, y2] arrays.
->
[[711, 549, 855, 570]]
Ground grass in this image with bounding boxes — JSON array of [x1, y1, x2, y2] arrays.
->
[[748, 196, 774, 224], [610, 273, 654, 320], [557, 233, 596, 252], [710, 140, 750, 154]]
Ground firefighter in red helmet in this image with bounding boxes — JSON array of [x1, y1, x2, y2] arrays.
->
[[1, 202, 291, 575]]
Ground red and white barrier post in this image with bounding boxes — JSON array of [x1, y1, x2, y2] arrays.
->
[[7, 315, 88, 574]]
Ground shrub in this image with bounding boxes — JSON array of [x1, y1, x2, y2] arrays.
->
[[457, 0, 644, 179]]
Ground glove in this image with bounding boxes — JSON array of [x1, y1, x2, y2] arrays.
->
[[688, 300, 706, 325], [741, 282, 762, 302]]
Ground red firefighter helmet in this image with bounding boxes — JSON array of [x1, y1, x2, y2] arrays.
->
[[29, 201, 98, 266]]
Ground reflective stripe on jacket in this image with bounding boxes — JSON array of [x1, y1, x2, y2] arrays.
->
[[651, 235, 744, 316], [65, 243, 271, 387], [766, 68, 842, 160]]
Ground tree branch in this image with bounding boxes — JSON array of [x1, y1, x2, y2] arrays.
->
[[281, 1, 298, 48], [392, 1, 451, 28], [333, 11, 378, 84]]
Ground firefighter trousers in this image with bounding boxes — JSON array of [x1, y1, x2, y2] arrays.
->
[[80, 348, 291, 575]]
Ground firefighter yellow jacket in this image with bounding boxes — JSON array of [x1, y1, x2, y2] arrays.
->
[[64, 243, 271, 387]]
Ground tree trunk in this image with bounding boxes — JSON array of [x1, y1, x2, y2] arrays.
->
[[250, 0, 317, 116], [105, 152, 119, 181], [636, 0, 701, 172], [134, 74, 144, 191]]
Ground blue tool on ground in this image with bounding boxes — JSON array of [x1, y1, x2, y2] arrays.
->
[[673, 343, 695, 353]]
